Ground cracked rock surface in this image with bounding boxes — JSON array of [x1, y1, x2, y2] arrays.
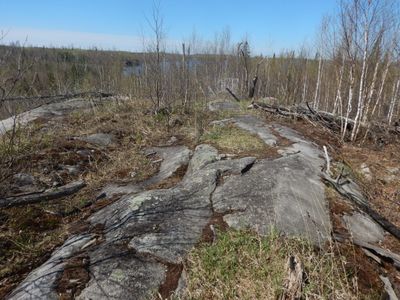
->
[[100, 145, 191, 198], [0, 98, 112, 136], [8, 114, 332, 300], [8, 234, 95, 300]]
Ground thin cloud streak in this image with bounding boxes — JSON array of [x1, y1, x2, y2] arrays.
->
[[1, 27, 145, 51]]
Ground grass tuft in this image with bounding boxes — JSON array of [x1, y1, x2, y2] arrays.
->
[[184, 229, 366, 299], [201, 125, 266, 155]]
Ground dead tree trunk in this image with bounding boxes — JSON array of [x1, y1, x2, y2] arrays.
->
[[248, 59, 264, 99]]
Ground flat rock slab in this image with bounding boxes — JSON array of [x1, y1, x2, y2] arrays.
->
[[9, 145, 258, 300], [211, 116, 330, 244], [272, 124, 324, 167], [233, 115, 278, 146], [343, 212, 385, 243], [213, 154, 330, 244], [208, 101, 240, 112], [76, 245, 166, 300], [100, 145, 191, 198], [0, 97, 111, 135]]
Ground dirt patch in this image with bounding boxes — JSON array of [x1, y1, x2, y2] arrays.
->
[[158, 263, 183, 299], [147, 164, 188, 190], [325, 186, 383, 295], [0, 244, 57, 299], [57, 254, 90, 299], [326, 186, 355, 237], [336, 242, 383, 296], [270, 126, 294, 148], [201, 212, 230, 244]]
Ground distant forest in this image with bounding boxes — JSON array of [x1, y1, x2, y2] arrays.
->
[[1, 0, 400, 141]]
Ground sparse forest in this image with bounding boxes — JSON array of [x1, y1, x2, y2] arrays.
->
[[1, 0, 400, 141]]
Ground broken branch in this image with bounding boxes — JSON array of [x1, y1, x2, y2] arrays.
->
[[226, 87, 241, 102], [0, 180, 86, 208]]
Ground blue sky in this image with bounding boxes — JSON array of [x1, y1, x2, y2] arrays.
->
[[0, 0, 337, 54]]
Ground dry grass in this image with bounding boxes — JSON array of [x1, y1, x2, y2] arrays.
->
[[0, 98, 198, 297], [200, 124, 276, 158], [183, 228, 373, 300]]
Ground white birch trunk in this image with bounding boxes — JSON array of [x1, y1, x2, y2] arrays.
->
[[387, 79, 400, 125], [351, 27, 369, 141], [333, 54, 345, 115], [313, 55, 323, 110], [362, 58, 380, 123], [342, 64, 355, 140]]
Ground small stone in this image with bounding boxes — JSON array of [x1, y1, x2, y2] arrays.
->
[[343, 213, 385, 243], [13, 173, 35, 186], [168, 117, 183, 127], [360, 163, 373, 181], [77, 149, 92, 157], [52, 181, 61, 187], [387, 167, 399, 175], [62, 165, 80, 176], [208, 101, 240, 112], [166, 136, 178, 145]]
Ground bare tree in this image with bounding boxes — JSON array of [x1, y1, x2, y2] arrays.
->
[[144, 1, 166, 112]]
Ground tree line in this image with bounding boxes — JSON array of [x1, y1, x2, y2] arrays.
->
[[0, 0, 399, 141]]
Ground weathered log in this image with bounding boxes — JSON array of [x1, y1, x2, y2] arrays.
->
[[322, 173, 400, 241], [335, 233, 400, 269], [0, 180, 86, 208], [280, 255, 303, 300], [380, 276, 399, 300], [251, 101, 400, 138]]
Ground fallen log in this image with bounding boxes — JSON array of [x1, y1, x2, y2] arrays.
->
[[250, 101, 400, 138], [380, 276, 399, 300], [335, 233, 400, 269], [250, 101, 351, 132], [322, 173, 400, 241], [0, 180, 86, 208], [280, 255, 303, 300]]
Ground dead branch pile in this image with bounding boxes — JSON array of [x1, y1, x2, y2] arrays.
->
[[249, 101, 400, 138]]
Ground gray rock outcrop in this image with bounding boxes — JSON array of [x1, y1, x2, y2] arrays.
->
[[208, 101, 240, 112], [0, 97, 111, 136], [8, 115, 333, 300]]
